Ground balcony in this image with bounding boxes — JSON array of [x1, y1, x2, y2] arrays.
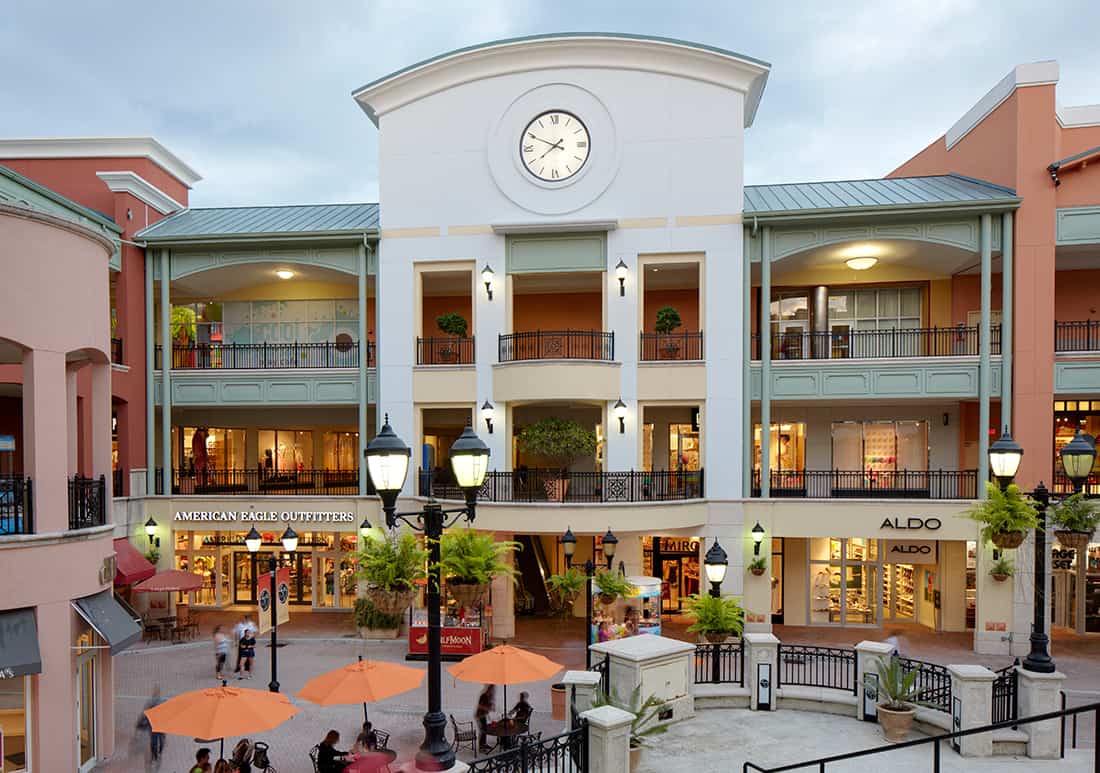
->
[[111, 337, 123, 364], [157, 468, 365, 496], [0, 476, 33, 535], [154, 341, 373, 369], [499, 331, 614, 362], [419, 468, 703, 503], [751, 469, 977, 499], [639, 332, 703, 361], [1055, 321, 1100, 353], [417, 336, 475, 365], [752, 325, 1001, 360], [1053, 472, 1100, 498], [68, 475, 106, 530]]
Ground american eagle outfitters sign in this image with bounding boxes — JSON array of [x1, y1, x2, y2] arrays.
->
[[173, 511, 356, 523]]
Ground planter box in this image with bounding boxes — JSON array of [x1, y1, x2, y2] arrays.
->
[[358, 627, 400, 640]]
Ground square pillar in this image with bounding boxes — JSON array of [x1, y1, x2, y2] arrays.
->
[[65, 365, 79, 476], [947, 664, 996, 757], [489, 532, 515, 641], [91, 362, 112, 494], [743, 632, 778, 711], [562, 670, 603, 729], [855, 640, 894, 721], [589, 635, 695, 725], [580, 705, 634, 773], [1017, 668, 1065, 759], [23, 349, 68, 533]]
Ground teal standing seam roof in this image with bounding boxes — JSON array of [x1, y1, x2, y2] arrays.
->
[[744, 174, 1018, 216], [136, 202, 379, 241]]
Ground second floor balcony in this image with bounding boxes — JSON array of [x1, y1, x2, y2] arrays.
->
[[498, 330, 614, 362], [751, 469, 977, 499], [0, 475, 33, 535], [753, 325, 1001, 361], [68, 475, 107, 530], [639, 331, 704, 361], [420, 467, 703, 502], [155, 341, 373, 370], [1055, 320, 1100, 353], [157, 468, 365, 496]]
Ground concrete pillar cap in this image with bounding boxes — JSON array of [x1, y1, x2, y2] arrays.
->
[[562, 670, 603, 686], [581, 705, 635, 730], [855, 641, 895, 655]]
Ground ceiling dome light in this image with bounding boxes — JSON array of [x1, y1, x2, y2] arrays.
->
[[845, 257, 878, 271], [276, 269, 295, 280]]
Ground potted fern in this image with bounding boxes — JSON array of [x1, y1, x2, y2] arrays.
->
[[356, 526, 427, 614], [438, 529, 519, 608], [547, 567, 587, 617], [593, 687, 668, 773], [876, 655, 924, 741], [435, 312, 468, 363], [684, 594, 745, 643], [989, 556, 1014, 583], [354, 597, 402, 639], [966, 482, 1040, 550], [1050, 492, 1100, 550], [517, 417, 598, 501], [593, 569, 633, 607], [654, 305, 683, 359], [747, 557, 767, 576]]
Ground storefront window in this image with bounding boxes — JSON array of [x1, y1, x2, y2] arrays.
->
[[753, 423, 806, 472], [172, 427, 246, 470], [1053, 402, 1100, 492], [770, 292, 810, 359], [323, 431, 359, 470], [259, 430, 313, 473], [0, 675, 29, 772], [830, 421, 928, 472], [808, 537, 879, 626], [668, 424, 700, 471]]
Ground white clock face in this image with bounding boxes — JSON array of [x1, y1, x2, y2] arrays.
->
[[519, 111, 590, 182]]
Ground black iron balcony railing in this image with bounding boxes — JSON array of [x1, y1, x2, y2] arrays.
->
[[1055, 320, 1100, 352], [417, 336, 475, 365], [155, 341, 372, 369], [751, 469, 977, 499], [1053, 471, 1100, 498], [751, 324, 1001, 360], [498, 331, 614, 362], [639, 331, 704, 361], [0, 475, 33, 536], [419, 467, 703, 502], [161, 468, 365, 496], [111, 337, 123, 364], [69, 475, 106, 530]]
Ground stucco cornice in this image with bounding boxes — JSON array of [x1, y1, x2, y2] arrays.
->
[[97, 171, 184, 215], [0, 137, 202, 187], [353, 34, 770, 127], [0, 200, 117, 255]]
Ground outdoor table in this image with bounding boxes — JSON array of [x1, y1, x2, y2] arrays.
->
[[484, 718, 525, 750], [346, 748, 398, 772]]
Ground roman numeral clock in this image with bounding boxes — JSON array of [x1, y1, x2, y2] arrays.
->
[[520, 110, 590, 182]]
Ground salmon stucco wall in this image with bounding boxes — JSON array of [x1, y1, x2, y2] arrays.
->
[[643, 288, 700, 331], [422, 295, 473, 338], [1054, 270, 1100, 321], [513, 292, 603, 331]]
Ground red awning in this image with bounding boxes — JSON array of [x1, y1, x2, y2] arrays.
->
[[134, 569, 204, 593], [114, 538, 156, 586]]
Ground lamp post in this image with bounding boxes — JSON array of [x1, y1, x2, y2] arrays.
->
[[562, 527, 616, 670], [144, 517, 158, 545], [703, 539, 728, 598], [365, 415, 489, 771], [751, 523, 765, 556], [988, 427, 1095, 673], [245, 524, 297, 692]]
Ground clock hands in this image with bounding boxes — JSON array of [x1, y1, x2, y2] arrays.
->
[[537, 140, 565, 160]]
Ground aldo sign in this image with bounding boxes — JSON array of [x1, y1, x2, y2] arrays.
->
[[884, 540, 938, 564], [881, 517, 942, 531]]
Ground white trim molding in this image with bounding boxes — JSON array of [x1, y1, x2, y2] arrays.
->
[[96, 171, 184, 215], [0, 137, 201, 187], [1057, 103, 1100, 129], [946, 61, 1059, 149]]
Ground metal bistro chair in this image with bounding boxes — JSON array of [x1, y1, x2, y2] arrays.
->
[[308, 744, 321, 773], [373, 729, 390, 750], [449, 714, 478, 755]]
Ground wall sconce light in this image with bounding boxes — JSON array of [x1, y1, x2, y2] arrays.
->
[[481, 400, 494, 434], [613, 398, 627, 434], [482, 264, 494, 301], [615, 259, 628, 297], [751, 522, 766, 555], [144, 517, 158, 545]]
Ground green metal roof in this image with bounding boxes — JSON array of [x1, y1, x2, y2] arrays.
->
[[744, 174, 1019, 218], [0, 164, 121, 233], [136, 202, 379, 242]]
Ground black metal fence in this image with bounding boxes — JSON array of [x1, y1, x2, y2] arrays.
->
[[694, 641, 745, 686], [0, 475, 33, 535], [498, 331, 614, 362], [155, 341, 369, 369], [593, 656, 609, 696], [419, 468, 703, 502], [776, 644, 857, 694], [111, 337, 123, 364], [1055, 320, 1100, 352], [992, 661, 1019, 725], [417, 336, 475, 365], [752, 469, 978, 500], [68, 475, 106, 530], [639, 331, 704, 361], [752, 324, 1001, 360], [166, 468, 362, 495], [468, 723, 587, 773], [896, 656, 952, 714]]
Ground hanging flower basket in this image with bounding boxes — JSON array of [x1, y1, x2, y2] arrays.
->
[[1055, 530, 1093, 551], [990, 572, 1010, 583], [750, 566, 766, 577], [448, 581, 488, 609], [990, 530, 1026, 550], [366, 584, 416, 615], [599, 592, 618, 607], [704, 632, 729, 643]]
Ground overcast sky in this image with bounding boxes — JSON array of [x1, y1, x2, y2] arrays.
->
[[3, 1, 1093, 208]]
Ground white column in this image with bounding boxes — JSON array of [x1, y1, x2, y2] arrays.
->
[[358, 243, 370, 495], [978, 213, 992, 493], [758, 227, 771, 497], [743, 632, 778, 711], [947, 664, 996, 757], [1017, 668, 1065, 759], [704, 233, 744, 499], [562, 670, 603, 729], [474, 240, 508, 468], [579, 705, 634, 773], [376, 238, 416, 494], [855, 641, 894, 721], [159, 248, 172, 496], [604, 245, 637, 472]]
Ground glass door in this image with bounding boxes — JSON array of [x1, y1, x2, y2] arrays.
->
[[292, 553, 312, 605], [75, 648, 97, 772], [234, 551, 271, 604], [885, 564, 915, 621]]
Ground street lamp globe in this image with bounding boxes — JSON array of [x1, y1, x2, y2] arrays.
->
[[601, 528, 618, 567], [359, 517, 373, 540], [562, 527, 577, 567], [448, 424, 491, 492], [989, 428, 1024, 488], [1059, 429, 1097, 490], [365, 415, 412, 508], [751, 522, 766, 556], [281, 526, 298, 554], [703, 539, 728, 585], [245, 527, 262, 553], [144, 517, 158, 538]]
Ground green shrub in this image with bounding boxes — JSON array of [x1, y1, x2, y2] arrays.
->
[[989, 557, 1014, 578], [438, 529, 519, 585], [966, 482, 1039, 544], [684, 594, 745, 637], [353, 597, 402, 630], [1049, 492, 1100, 533], [435, 312, 468, 338], [355, 526, 427, 591], [593, 569, 633, 601], [654, 305, 682, 335], [517, 417, 597, 471]]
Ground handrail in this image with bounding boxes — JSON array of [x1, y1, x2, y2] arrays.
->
[[743, 701, 1100, 772]]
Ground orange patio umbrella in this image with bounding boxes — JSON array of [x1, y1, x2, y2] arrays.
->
[[447, 645, 563, 716], [133, 569, 205, 593], [298, 655, 425, 722]]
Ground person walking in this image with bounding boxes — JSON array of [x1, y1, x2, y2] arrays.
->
[[135, 685, 166, 769], [213, 626, 229, 680], [239, 626, 257, 679], [475, 684, 495, 753]]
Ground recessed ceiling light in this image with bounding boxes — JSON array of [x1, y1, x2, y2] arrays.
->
[[276, 269, 295, 280], [845, 257, 878, 271]]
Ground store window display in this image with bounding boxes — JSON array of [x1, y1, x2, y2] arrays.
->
[[753, 423, 806, 473], [258, 430, 313, 474], [0, 675, 29, 773], [808, 538, 878, 626]]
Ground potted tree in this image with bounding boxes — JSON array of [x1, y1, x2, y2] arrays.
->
[[1050, 492, 1100, 551], [594, 686, 668, 773], [593, 569, 633, 607], [989, 556, 1014, 583], [966, 482, 1040, 550], [355, 526, 427, 614], [435, 312, 468, 363], [684, 593, 745, 643], [747, 557, 767, 577], [353, 597, 402, 639], [438, 528, 519, 609], [517, 417, 598, 502], [547, 567, 587, 618], [654, 305, 683, 359], [876, 654, 923, 742]]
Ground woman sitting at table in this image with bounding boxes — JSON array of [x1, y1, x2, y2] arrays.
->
[[317, 729, 350, 772], [349, 721, 377, 755]]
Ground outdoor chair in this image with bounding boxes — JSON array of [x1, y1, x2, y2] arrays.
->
[[374, 729, 390, 750], [449, 714, 477, 754], [308, 744, 321, 773]]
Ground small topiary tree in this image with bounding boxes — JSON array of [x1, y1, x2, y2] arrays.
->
[[518, 417, 598, 474], [654, 306, 682, 335], [436, 312, 468, 338]]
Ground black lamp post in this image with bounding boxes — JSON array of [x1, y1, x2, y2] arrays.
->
[[988, 427, 1095, 673], [365, 415, 489, 771], [562, 527, 616, 670], [703, 539, 728, 598], [245, 524, 297, 692]]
